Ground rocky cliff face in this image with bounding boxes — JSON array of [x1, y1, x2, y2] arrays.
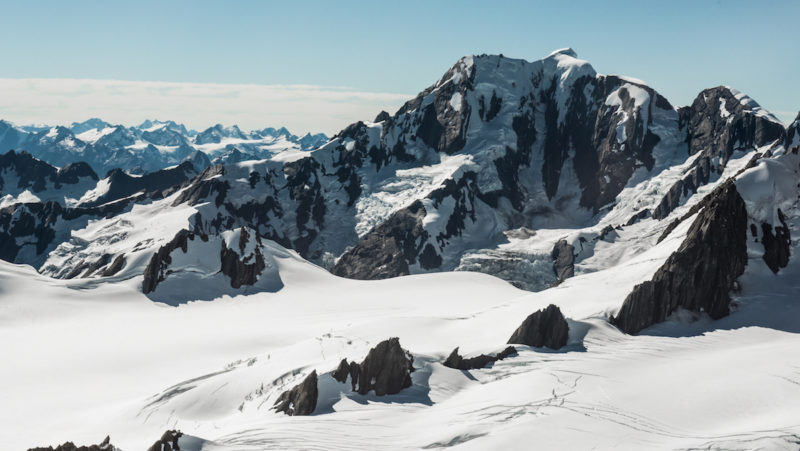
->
[[760, 208, 791, 273], [786, 112, 800, 151], [146, 430, 183, 451], [142, 229, 201, 294], [0, 50, 795, 298], [653, 87, 786, 220], [27, 435, 115, 451], [551, 239, 575, 282], [220, 227, 267, 289], [315, 50, 685, 282], [141, 227, 278, 298], [273, 371, 318, 416], [332, 338, 415, 396], [331, 201, 429, 279], [508, 304, 569, 349], [611, 181, 748, 334]]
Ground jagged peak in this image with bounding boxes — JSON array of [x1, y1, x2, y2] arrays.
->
[[694, 85, 782, 124]]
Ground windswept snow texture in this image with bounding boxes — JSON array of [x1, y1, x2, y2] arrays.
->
[[2, 49, 800, 450]]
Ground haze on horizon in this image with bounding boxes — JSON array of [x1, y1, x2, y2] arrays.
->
[[1, 0, 797, 134]]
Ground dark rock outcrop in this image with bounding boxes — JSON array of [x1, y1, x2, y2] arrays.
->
[[101, 254, 125, 277], [443, 346, 517, 370], [508, 304, 569, 349], [374, 110, 391, 123], [142, 229, 197, 294], [147, 430, 183, 451], [786, 112, 800, 150], [761, 208, 791, 273], [682, 87, 785, 162], [551, 239, 575, 281], [332, 338, 415, 396], [654, 87, 785, 219], [0, 198, 132, 266], [220, 228, 266, 288], [28, 435, 114, 451], [611, 180, 748, 334], [332, 358, 360, 391], [273, 370, 318, 416], [332, 202, 428, 279], [355, 338, 415, 395]]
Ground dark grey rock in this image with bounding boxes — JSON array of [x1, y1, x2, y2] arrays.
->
[[761, 208, 791, 273], [374, 110, 391, 122], [551, 239, 575, 281], [355, 338, 414, 396], [219, 227, 266, 288], [786, 112, 800, 150], [27, 435, 114, 451], [142, 229, 196, 294], [443, 346, 517, 370], [274, 370, 318, 416], [654, 87, 785, 219], [332, 201, 428, 279], [332, 358, 360, 391], [507, 304, 569, 349], [101, 254, 125, 277], [332, 338, 415, 396], [147, 430, 182, 451], [611, 180, 748, 334]]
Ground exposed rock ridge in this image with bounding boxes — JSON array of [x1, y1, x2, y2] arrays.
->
[[147, 430, 183, 451], [273, 371, 318, 416], [508, 304, 569, 349], [27, 435, 115, 451], [332, 337, 415, 396], [220, 227, 267, 288], [142, 229, 203, 294], [653, 87, 785, 219], [611, 180, 748, 334], [443, 346, 517, 370], [551, 239, 575, 282], [760, 208, 791, 273]]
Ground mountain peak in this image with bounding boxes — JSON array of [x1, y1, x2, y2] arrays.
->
[[547, 47, 578, 58]]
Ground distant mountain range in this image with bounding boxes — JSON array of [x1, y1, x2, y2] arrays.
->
[[0, 118, 328, 175]]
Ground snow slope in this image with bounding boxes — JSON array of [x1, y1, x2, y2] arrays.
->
[[2, 203, 800, 450], [5, 140, 800, 449]]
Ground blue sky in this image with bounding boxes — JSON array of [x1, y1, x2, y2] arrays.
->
[[1, 0, 797, 133]]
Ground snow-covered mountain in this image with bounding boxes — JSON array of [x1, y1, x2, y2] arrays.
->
[[3, 49, 800, 450], [0, 118, 328, 176]]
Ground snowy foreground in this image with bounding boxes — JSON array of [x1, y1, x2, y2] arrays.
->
[[2, 213, 800, 450]]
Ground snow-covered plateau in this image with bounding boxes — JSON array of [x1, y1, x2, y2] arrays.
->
[[2, 49, 800, 450]]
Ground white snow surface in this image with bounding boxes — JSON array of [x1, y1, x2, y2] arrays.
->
[[4, 151, 800, 450]]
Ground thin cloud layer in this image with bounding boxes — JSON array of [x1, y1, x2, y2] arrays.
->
[[0, 78, 413, 135]]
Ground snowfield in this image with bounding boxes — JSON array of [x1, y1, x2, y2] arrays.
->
[[3, 194, 800, 450]]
